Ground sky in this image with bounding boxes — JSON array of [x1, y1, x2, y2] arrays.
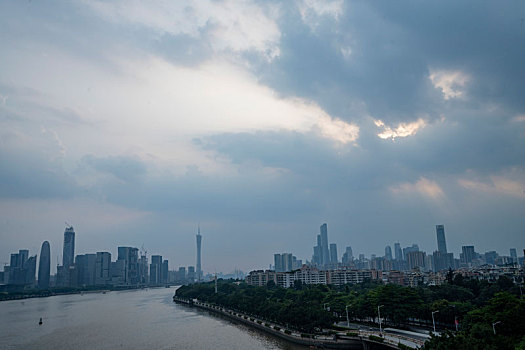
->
[[1, 0, 524, 274]]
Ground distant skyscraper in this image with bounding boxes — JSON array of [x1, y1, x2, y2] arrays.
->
[[187, 266, 195, 282], [329, 243, 338, 264], [406, 251, 426, 270], [274, 254, 283, 272], [95, 252, 111, 285], [320, 224, 330, 266], [461, 246, 475, 264], [384, 246, 393, 260], [118, 247, 139, 285], [18, 250, 29, 268], [76, 254, 97, 286], [436, 225, 447, 254], [150, 255, 162, 285], [342, 246, 353, 265], [162, 260, 169, 284], [394, 243, 403, 261], [196, 226, 202, 282], [25, 255, 37, 286], [403, 244, 419, 259], [510, 248, 517, 264], [38, 241, 50, 289], [63, 225, 75, 268]]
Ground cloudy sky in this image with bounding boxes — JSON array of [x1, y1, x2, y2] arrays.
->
[[1, 1, 524, 273]]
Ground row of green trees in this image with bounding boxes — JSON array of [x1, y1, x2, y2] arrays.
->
[[175, 274, 524, 348]]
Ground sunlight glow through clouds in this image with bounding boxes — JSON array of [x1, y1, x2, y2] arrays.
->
[[317, 115, 359, 144], [459, 177, 525, 199], [390, 177, 445, 200], [86, 0, 281, 61], [374, 118, 426, 140], [429, 69, 469, 100]]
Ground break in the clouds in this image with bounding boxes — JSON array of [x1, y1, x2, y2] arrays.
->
[[0, 1, 524, 272]]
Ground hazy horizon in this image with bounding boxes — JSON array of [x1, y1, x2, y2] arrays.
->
[[1, 1, 524, 273]]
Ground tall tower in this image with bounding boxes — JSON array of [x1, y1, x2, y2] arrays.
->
[[196, 225, 202, 282], [63, 225, 75, 268], [385, 245, 393, 260], [38, 241, 51, 289], [320, 223, 330, 266], [394, 242, 403, 260], [436, 225, 447, 254]]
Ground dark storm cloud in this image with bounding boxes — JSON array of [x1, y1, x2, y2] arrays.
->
[[254, 1, 525, 125]]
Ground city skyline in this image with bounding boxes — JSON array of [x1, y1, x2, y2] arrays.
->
[[1, 1, 524, 272], [1, 221, 521, 282]]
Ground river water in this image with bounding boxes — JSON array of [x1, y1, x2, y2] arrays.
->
[[0, 287, 307, 350]]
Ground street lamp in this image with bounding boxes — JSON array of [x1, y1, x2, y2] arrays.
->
[[345, 305, 351, 328], [492, 321, 501, 335], [432, 310, 439, 333], [378, 305, 384, 335]]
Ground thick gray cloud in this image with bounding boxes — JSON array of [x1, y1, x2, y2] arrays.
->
[[0, 0, 524, 272]]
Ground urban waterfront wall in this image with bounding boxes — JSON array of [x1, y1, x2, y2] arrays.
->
[[173, 296, 399, 349]]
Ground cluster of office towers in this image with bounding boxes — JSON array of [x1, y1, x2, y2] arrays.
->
[[274, 224, 522, 273], [2, 224, 204, 289], [53, 225, 168, 287]]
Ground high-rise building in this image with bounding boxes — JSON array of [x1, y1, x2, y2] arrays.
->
[[274, 254, 283, 272], [510, 248, 518, 264], [329, 243, 338, 264], [320, 223, 330, 266], [406, 251, 426, 270], [433, 251, 454, 272], [436, 225, 447, 254], [38, 241, 51, 289], [177, 267, 186, 282], [150, 255, 162, 285], [95, 252, 111, 285], [138, 252, 148, 285], [6, 250, 33, 285], [403, 244, 419, 260], [63, 225, 75, 268], [162, 260, 169, 284], [384, 246, 392, 260], [76, 254, 97, 286], [25, 255, 37, 286], [10, 253, 19, 268], [484, 251, 499, 265], [18, 250, 29, 268], [461, 246, 475, 264], [342, 246, 353, 265], [196, 226, 202, 282], [118, 247, 139, 285], [110, 259, 126, 285], [274, 253, 294, 272], [187, 266, 195, 282], [394, 243, 403, 261]]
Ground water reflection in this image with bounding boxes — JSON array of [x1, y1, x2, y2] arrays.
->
[[0, 287, 307, 350]]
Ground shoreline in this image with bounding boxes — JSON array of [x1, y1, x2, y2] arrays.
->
[[173, 296, 367, 349], [0, 285, 175, 302]]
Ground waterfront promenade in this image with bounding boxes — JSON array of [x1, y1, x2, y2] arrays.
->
[[173, 295, 425, 349]]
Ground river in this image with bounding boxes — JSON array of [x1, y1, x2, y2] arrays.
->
[[0, 287, 307, 349]]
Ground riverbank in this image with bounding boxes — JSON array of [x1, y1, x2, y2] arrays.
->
[[0, 285, 171, 302], [174, 295, 369, 349]]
